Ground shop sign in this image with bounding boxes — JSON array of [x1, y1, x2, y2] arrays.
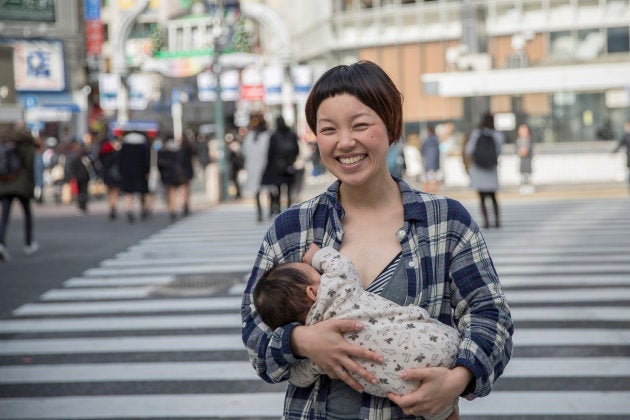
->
[[11, 39, 65, 92]]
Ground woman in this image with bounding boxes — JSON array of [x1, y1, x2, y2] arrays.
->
[[241, 113, 271, 222], [420, 124, 441, 193], [0, 124, 38, 261], [157, 134, 187, 221], [465, 112, 504, 229], [241, 61, 513, 419], [261, 116, 300, 216], [118, 131, 151, 223], [516, 123, 534, 194], [97, 136, 121, 220]]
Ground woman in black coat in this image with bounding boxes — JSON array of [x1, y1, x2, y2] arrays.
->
[[261, 116, 300, 216], [118, 132, 151, 222]]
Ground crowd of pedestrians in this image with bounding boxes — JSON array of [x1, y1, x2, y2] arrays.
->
[[2, 110, 630, 263]]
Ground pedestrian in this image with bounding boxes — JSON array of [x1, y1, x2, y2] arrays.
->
[[261, 116, 300, 216], [254, 244, 461, 420], [0, 123, 39, 261], [241, 61, 513, 419], [402, 134, 423, 183], [65, 139, 92, 215], [97, 135, 122, 220], [226, 133, 244, 199], [464, 112, 504, 229], [420, 124, 441, 193], [42, 137, 65, 204], [157, 134, 187, 221], [179, 130, 196, 217], [241, 113, 271, 222], [118, 131, 152, 223], [613, 119, 630, 192], [33, 136, 44, 204], [516, 123, 535, 194], [386, 138, 406, 178]]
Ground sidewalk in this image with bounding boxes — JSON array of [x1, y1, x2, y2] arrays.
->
[[293, 173, 629, 204], [201, 175, 628, 217]]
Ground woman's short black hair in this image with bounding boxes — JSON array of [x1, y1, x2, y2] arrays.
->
[[304, 61, 403, 144]]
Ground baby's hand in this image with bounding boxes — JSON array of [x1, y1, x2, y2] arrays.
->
[[303, 243, 321, 266]]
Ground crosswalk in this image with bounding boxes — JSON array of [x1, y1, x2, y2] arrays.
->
[[1, 198, 630, 419]]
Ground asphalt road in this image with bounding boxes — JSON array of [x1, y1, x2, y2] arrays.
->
[[0, 195, 197, 318]]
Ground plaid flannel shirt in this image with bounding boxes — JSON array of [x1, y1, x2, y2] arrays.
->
[[241, 178, 513, 420]]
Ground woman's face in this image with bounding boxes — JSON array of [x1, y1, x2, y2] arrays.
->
[[518, 124, 529, 138], [315, 94, 390, 186]]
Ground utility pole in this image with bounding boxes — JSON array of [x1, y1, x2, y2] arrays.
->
[[211, 0, 229, 201]]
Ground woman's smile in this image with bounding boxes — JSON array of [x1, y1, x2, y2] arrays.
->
[[337, 153, 368, 166]]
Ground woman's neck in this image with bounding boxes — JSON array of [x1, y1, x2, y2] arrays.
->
[[338, 175, 401, 212]]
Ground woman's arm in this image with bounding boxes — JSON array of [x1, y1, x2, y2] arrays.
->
[[389, 199, 513, 417]]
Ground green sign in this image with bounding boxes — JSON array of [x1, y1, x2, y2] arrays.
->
[[0, 0, 56, 22]]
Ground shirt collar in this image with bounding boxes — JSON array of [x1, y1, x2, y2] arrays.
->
[[323, 177, 426, 222]]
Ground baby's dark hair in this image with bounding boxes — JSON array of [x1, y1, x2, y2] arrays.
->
[[253, 264, 315, 329]]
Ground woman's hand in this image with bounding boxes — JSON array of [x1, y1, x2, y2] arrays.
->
[[387, 366, 472, 417], [290, 318, 383, 392]]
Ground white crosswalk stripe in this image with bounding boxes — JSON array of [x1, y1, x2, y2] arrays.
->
[[1, 198, 629, 419]]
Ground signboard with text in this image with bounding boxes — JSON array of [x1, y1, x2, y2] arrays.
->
[[11, 39, 66, 92]]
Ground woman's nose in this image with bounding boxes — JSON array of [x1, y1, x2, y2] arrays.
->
[[338, 130, 355, 149]]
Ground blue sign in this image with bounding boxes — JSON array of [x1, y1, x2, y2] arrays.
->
[[23, 95, 38, 109], [27, 121, 44, 132], [84, 0, 101, 20]]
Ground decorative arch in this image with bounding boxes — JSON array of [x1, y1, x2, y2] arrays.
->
[[240, 2, 292, 65]]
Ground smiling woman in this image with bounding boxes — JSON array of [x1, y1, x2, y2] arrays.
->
[[241, 60, 513, 420]]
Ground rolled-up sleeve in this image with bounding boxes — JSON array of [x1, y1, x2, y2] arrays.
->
[[449, 227, 514, 398]]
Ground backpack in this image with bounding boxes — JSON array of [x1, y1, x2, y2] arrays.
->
[[472, 130, 498, 169], [0, 141, 22, 181]]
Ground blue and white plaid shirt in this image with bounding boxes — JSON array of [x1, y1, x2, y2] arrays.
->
[[241, 178, 513, 419]]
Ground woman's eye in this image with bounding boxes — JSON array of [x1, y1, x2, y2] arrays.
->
[[320, 127, 335, 134], [354, 123, 369, 130]]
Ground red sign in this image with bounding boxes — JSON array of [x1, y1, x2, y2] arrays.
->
[[86, 20, 104, 56], [240, 84, 264, 102]]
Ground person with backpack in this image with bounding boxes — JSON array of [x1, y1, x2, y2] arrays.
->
[[464, 112, 504, 229], [0, 123, 39, 262], [261, 116, 300, 216], [612, 119, 630, 192]]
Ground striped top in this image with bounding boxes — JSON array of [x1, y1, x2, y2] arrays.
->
[[365, 252, 402, 295]]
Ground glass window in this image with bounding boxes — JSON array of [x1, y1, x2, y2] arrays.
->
[[549, 30, 575, 60], [576, 28, 604, 59], [607, 26, 630, 53]]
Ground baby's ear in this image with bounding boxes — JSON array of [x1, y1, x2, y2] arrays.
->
[[306, 284, 318, 301]]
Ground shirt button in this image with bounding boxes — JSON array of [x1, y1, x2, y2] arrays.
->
[[408, 260, 416, 267], [396, 229, 406, 239]]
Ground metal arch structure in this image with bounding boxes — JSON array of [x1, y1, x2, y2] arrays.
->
[[112, 0, 150, 76], [240, 2, 292, 66]]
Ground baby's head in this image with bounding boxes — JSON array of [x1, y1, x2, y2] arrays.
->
[[253, 262, 321, 329]]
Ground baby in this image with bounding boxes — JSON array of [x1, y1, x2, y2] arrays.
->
[[253, 245, 461, 420]]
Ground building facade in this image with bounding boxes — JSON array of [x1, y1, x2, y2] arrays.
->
[[279, 0, 630, 144], [0, 0, 88, 139]]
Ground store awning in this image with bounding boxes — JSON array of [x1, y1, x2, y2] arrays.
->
[[421, 61, 630, 97]]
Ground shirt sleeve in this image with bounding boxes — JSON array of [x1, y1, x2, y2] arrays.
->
[[312, 246, 360, 282], [449, 225, 514, 399], [241, 234, 303, 384]]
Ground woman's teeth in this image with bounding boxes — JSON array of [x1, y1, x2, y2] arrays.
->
[[338, 155, 365, 165]]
